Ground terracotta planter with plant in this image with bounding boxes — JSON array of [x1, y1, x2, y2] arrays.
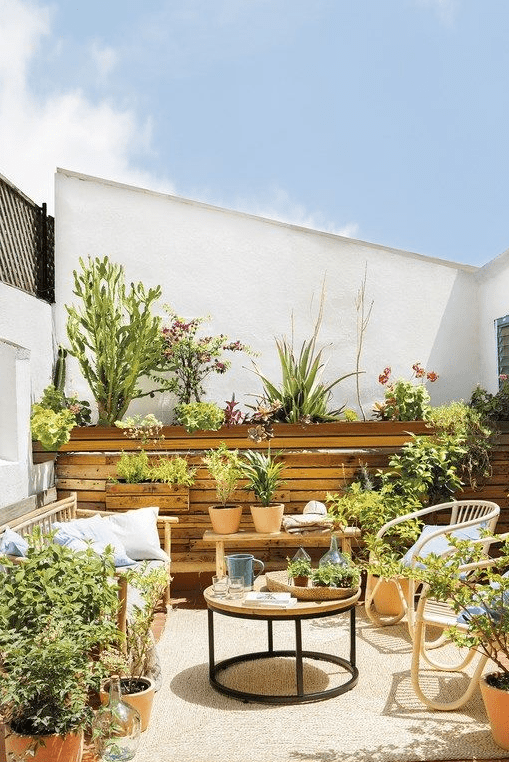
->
[[0, 529, 121, 762], [241, 448, 286, 534], [202, 443, 244, 534], [286, 557, 312, 587], [100, 563, 169, 732]]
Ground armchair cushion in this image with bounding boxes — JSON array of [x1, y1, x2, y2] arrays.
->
[[105, 506, 169, 563], [402, 523, 485, 567], [0, 527, 28, 557], [52, 514, 136, 567]]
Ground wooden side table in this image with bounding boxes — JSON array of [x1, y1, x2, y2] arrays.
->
[[202, 528, 361, 576]]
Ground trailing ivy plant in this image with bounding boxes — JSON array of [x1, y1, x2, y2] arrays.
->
[[470, 377, 509, 423], [66, 256, 172, 425]]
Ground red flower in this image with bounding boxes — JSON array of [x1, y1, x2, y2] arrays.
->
[[378, 367, 391, 385], [412, 363, 426, 378], [426, 371, 439, 383]]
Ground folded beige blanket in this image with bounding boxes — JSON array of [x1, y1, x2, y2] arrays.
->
[[282, 513, 333, 533], [285, 526, 332, 535]]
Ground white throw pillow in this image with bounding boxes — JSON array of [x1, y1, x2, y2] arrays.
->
[[52, 514, 136, 567], [105, 506, 169, 562]]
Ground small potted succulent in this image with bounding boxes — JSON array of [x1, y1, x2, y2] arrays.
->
[[203, 442, 244, 534], [241, 448, 286, 533], [286, 556, 312, 587]]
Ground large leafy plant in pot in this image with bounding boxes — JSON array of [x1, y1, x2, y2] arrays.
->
[[0, 530, 121, 760], [203, 442, 244, 534], [100, 564, 169, 731]]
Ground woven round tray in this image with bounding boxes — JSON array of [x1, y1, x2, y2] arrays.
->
[[265, 570, 359, 601]]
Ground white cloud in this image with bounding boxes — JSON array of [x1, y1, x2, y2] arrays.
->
[[416, 0, 459, 25], [0, 0, 174, 211], [233, 187, 360, 240], [90, 42, 118, 79]]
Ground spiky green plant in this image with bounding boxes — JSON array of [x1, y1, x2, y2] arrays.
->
[[241, 448, 286, 506]]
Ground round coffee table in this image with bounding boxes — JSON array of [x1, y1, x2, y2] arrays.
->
[[204, 582, 360, 704]]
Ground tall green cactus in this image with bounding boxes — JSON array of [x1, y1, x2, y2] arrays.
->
[[66, 256, 167, 425]]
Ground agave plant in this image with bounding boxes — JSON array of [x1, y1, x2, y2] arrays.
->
[[253, 333, 357, 424]]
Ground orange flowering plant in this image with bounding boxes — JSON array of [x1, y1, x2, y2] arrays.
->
[[373, 362, 439, 421]]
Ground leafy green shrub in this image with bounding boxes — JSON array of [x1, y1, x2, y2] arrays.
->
[[174, 401, 225, 433], [115, 451, 195, 485], [470, 379, 509, 422], [31, 383, 91, 450], [286, 557, 312, 580]]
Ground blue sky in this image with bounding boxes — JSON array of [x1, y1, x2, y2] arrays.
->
[[1, 0, 508, 266]]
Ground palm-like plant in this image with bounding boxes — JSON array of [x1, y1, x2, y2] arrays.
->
[[241, 449, 286, 506]]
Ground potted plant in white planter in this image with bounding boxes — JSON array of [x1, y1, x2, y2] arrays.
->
[[202, 442, 244, 534], [241, 448, 286, 533], [0, 529, 121, 762]]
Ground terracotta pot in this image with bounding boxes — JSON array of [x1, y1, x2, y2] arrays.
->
[[291, 576, 309, 587], [101, 677, 155, 732], [208, 504, 242, 534], [368, 576, 410, 617], [480, 673, 509, 750], [4, 727, 83, 762], [250, 503, 284, 534]]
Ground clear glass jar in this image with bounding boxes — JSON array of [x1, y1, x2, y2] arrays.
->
[[94, 675, 142, 761], [291, 547, 311, 563], [319, 534, 348, 567]]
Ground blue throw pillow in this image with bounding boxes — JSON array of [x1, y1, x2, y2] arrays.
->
[[0, 527, 28, 557], [402, 523, 485, 568], [457, 572, 509, 624], [52, 514, 136, 567]]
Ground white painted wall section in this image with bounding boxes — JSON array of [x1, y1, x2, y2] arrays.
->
[[55, 169, 481, 422]]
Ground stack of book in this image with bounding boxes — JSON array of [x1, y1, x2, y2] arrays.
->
[[242, 591, 297, 608]]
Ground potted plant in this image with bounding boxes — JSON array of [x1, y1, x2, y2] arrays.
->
[[106, 415, 196, 513], [241, 448, 286, 533], [203, 442, 244, 534], [100, 564, 169, 732], [286, 556, 312, 587], [311, 563, 360, 589], [0, 529, 121, 762]]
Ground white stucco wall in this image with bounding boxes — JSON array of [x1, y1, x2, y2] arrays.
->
[[476, 249, 509, 392], [55, 168, 482, 423], [0, 282, 54, 508]]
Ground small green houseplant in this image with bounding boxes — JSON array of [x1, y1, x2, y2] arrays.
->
[[203, 442, 244, 534], [286, 557, 312, 586], [241, 448, 286, 533], [311, 563, 360, 589]]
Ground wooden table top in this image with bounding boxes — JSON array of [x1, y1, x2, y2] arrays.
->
[[203, 578, 361, 617]]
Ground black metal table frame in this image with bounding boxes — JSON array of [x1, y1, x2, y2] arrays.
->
[[207, 602, 358, 704]]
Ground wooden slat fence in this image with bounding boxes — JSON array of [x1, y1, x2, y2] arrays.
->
[[0, 173, 54, 302], [44, 421, 509, 578]]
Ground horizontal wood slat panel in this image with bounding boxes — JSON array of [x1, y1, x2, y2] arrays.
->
[[46, 421, 509, 581]]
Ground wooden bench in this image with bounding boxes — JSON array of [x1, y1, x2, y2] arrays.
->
[[0, 493, 179, 626], [202, 527, 361, 576]]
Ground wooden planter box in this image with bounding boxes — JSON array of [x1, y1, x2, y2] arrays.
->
[[105, 483, 190, 513]]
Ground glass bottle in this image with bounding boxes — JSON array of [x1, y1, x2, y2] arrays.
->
[[95, 675, 142, 762], [319, 534, 348, 567], [291, 547, 311, 563]]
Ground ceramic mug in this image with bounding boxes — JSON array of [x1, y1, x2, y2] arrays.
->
[[225, 554, 264, 590]]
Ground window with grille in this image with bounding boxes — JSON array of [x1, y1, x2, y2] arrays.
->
[[496, 315, 509, 385]]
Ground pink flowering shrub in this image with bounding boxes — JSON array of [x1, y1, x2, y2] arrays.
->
[[159, 310, 253, 405], [373, 362, 439, 421]]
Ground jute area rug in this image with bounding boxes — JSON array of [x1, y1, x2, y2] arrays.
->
[[134, 604, 509, 762]]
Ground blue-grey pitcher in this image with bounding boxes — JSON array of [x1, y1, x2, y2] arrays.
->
[[225, 554, 264, 590]]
